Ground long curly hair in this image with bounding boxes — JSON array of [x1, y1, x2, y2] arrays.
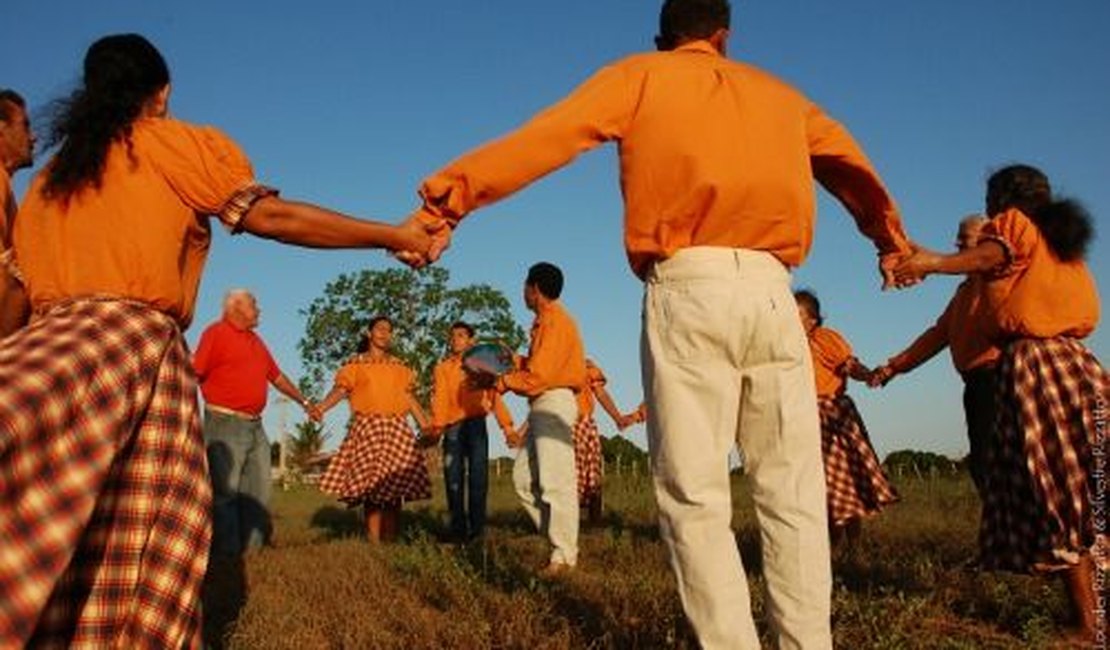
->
[[986, 164, 1093, 261], [41, 34, 169, 202]]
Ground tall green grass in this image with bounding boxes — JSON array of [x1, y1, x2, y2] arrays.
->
[[203, 471, 1092, 649]]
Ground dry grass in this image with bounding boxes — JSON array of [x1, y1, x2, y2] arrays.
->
[[203, 470, 1097, 649]]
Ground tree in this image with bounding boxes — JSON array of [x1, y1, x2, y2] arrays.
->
[[298, 266, 527, 403], [288, 420, 332, 472]]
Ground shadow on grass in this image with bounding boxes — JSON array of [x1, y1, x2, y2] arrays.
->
[[202, 554, 247, 650], [309, 506, 363, 539]]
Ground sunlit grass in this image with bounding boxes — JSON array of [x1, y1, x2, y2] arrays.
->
[[203, 467, 1093, 649]]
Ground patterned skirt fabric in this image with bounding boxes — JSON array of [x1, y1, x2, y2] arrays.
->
[[318, 413, 431, 507], [0, 298, 210, 649], [819, 394, 900, 526], [979, 337, 1109, 573], [573, 416, 604, 502]]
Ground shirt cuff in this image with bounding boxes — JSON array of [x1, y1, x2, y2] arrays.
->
[[218, 182, 280, 234]]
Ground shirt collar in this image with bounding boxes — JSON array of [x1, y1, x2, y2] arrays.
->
[[673, 40, 721, 57]]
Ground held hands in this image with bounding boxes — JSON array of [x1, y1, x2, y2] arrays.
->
[[505, 423, 528, 449], [890, 244, 943, 287], [879, 249, 921, 290], [393, 209, 453, 269], [303, 401, 323, 423], [867, 364, 897, 388]]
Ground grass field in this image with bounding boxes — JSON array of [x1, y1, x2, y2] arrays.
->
[[203, 467, 1097, 649]]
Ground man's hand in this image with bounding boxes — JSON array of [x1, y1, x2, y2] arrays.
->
[[306, 403, 323, 422], [879, 249, 921, 291], [891, 246, 942, 287], [393, 209, 453, 269]]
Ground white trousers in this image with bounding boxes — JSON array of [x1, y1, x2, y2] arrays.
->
[[642, 247, 832, 650], [513, 388, 580, 566]]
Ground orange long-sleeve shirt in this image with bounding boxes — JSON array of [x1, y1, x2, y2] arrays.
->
[[335, 354, 417, 417], [431, 354, 514, 432], [13, 117, 272, 328], [502, 301, 587, 398], [419, 40, 910, 278], [888, 277, 1000, 375], [808, 326, 854, 398], [980, 208, 1099, 340]]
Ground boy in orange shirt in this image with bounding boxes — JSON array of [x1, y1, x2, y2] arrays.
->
[[428, 321, 515, 542], [496, 263, 587, 574], [895, 164, 1105, 642]]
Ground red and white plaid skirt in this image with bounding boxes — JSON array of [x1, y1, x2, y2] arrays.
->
[[0, 298, 210, 649], [979, 337, 1109, 573], [819, 394, 899, 526], [573, 416, 604, 501], [318, 413, 431, 507]]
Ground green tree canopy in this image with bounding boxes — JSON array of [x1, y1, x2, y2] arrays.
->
[[298, 266, 527, 403]]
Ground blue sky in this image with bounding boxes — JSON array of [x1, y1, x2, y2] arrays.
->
[[4, 1, 1107, 459]]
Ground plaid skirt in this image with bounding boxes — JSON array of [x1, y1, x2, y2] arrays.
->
[[979, 337, 1109, 573], [819, 394, 899, 526], [573, 416, 604, 501], [0, 298, 210, 649], [318, 413, 431, 507]]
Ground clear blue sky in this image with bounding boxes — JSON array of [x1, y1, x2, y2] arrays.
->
[[4, 1, 1107, 459]]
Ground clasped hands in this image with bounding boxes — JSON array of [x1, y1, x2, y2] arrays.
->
[[392, 209, 454, 269]]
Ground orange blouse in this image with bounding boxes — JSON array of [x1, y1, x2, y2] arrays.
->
[[13, 117, 273, 328], [335, 354, 416, 417], [431, 354, 514, 432], [888, 277, 1000, 375], [502, 301, 587, 398], [980, 208, 1099, 340], [576, 361, 608, 418], [418, 40, 910, 278], [808, 326, 853, 398]]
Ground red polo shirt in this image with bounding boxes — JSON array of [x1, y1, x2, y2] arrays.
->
[[193, 319, 280, 415]]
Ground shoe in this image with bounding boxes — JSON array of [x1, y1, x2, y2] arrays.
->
[[538, 561, 574, 578]]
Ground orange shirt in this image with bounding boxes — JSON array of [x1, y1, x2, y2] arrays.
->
[[503, 301, 587, 398], [13, 117, 272, 328], [334, 354, 416, 417], [431, 354, 514, 431], [808, 326, 853, 398], [576, 361, 608, 418], [981, 208, 1099, 340], [888, 277, 1000, 375], [419, 40, 910, 278]]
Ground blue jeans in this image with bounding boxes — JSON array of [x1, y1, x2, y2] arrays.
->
[[204, 409, 272, 556], [442, 416, 489, 540]]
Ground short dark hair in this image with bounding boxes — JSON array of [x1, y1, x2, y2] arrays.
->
[[526, 262, 564, 300], [449, 320, 475, 337], [0, 89, 26, 122], [657, 0, 731, 51], [793, 289, 823, 326]]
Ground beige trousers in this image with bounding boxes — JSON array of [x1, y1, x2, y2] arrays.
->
[[513, 388, 580, 566], [642, 247, 832, 650]]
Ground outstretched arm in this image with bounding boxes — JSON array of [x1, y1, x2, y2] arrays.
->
[[893, 240, 1006, 285], [313, 385, 349, 418], [240, 196, 436, 256]]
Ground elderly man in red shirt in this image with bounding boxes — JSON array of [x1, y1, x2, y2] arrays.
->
[[193, 289, 312, 555]]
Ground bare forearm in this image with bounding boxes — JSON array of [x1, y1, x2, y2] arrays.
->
[[594, 387, 624, 428], [316, 386, 348, 415], [241, 197, 405, 249], [933, 242, 1006, 275], [272, 374, 308, 406]]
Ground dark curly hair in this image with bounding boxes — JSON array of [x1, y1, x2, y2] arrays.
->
[[41, 34, 169, 202], [357, 315, 393, 353], [986, 164, 1093, 261]]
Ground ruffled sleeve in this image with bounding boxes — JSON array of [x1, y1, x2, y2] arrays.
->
[[980, 208, 1037, 279]]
